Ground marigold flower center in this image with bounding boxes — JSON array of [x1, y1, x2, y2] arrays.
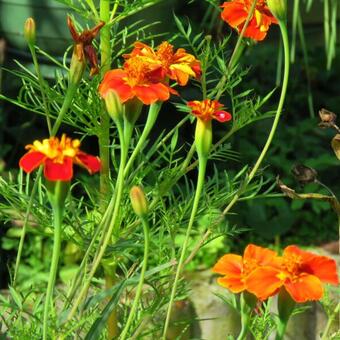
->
[[156, 42, 174, 67], [26, 134, 81, 164], [124, 57, 159, 87]]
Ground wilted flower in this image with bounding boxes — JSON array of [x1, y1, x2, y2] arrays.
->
[[220, 0, 278, 41], [291, 164, 317, 185], [67, 16, 104, 76], [19, 134, 101, 181], [318, 108, 337, 129], [187, 99, 232, 122]]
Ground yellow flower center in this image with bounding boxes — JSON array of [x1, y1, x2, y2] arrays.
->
[[124, 56, 160, 87], [26, 134, 81, 164]]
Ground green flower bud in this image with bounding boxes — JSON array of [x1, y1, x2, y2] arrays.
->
[[267, 0, 287, 22], [195, 118, 212, 160], [69, 48, 86, 85], [130, 186, 148, 217], [24, 17, 36, 46], [104, 90, 123, 121]]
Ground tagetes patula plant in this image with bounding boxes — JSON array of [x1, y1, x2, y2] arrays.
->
[[221, 0, 278, 41], [19, 134, 101, 181]]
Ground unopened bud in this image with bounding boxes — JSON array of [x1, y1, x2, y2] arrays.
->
[[104, 90, 123, 120], [130, 186, 148, 217], [69, 48, 86, 85], [24, 18, 36, 46], [267, 0, 287, 22]]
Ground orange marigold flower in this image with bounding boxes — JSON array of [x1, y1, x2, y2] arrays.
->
[[187, 99, 232, 122], [221, 0, 278, 41], [98, 56, 176, 105], [19, 134, 101, 181], [246, 245, 339, 302], [124, 41, 201, 86], [212, 244, 280, 294]]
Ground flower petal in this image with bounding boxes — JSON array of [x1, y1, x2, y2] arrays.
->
[[303, 255, 339, 285], [221, 1, 248, 28], [213, 110, 232, 122], [244, 244, 279, 266], [76, 152, 101, 174], [19, 151, 46, 173], [133, 84, 170, 105], [44, 157, 73, 181], [217, 275, 245, 293], [284, 274, 323, 302], [246, 266, 283, 300], [212, 254, 242, 276]]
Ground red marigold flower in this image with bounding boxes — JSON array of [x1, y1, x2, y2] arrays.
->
[[246, 245, 339, 302], [187, 99, 232, 122], [221, 0, 278, 41], [124, 41, 201, 86], [98, 56, 177, 105], [212, 244, 281, 294], [19, 134, 101, 181]]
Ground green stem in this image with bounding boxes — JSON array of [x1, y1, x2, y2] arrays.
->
[[99, 0, 112, 206], [65, 118, 128, 323], [124, 102, 162, 176], [321, 301, 340, 340], [13, 167, 43, 286], [215, 0, 256, 101], [51, 82, 78, 136], [42, 201, 63, 340], [222, 20, 290, 216], [105, 270, 119, 339], [28, 44, 52, 135], [162, 155, 208, 339], [120, 217, 150, 340], [275, 320, 287, 340]]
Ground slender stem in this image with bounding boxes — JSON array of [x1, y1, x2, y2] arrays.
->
[[43, 203, 63, 340], [13, 167, 43, 286], [321, 302, 340, 340], [28, 44, 52, 135], [275, 320, 287, 340], [65, 118, 128, 322], [222, 20, 290, 216], [85, 0, 99, 18], [162, 156, 207, 338], [215, 0, 256, 101], [120, 217, 150, 340], [124, 102, 162, 176], [51, 82, 78, 136], [105, 270, 119, 339], [99, 0, 112, 205]]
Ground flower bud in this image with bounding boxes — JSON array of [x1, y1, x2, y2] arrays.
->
[[130, 186, 148, 217], [24, 17, 36, 46], [267, 0, 287, 22], [69, 48, 86, 85], [104, 90, 123, 121], [195, 118, 212, 159]]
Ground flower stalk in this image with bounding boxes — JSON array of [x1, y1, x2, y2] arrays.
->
[[162, 119, 211, 338]]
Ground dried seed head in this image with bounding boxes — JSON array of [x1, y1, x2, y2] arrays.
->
[[291, 164, 317, 185], [318, 108, 337, 128]]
